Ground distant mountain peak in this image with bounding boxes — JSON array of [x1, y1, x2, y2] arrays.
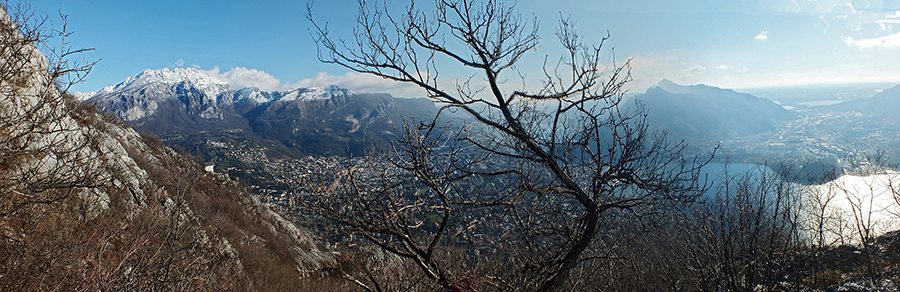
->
[[652, 79, 735, 96], [233, 86, 278, 104], [636, 80, 795, 142], [280, 85, 355, 102], [654, 78, 696, 94], [89, 68, 234, 121], [131, 67, 228, 87], [88, 67, 377, 124], [656, 78, 678, 87], [73, 91, 97, 101], [98, 68, 232, 97]]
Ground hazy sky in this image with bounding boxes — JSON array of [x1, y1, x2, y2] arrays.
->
[[28, 0, 900, 95]]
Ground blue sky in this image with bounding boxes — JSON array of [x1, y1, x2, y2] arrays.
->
[[29, 0, 900, 95]]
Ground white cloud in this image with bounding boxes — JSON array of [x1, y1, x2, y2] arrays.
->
[[844, 31, 900, 48], [716, 64, 749, 72], [851, 0, 900, 12], [288, 72, 426, 97], [175, 59, 185, 67], [755, 30, 769, 40], [200, 66, 282, 91], [187, 65, 429, 96], [756, 1, 900, 47], [682, 65, 706, 75]]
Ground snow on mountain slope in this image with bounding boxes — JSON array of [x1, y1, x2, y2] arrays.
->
[[92, 68, 356, 106], [90, 68, 234, 121], [93, 68, 360, 108], [88, 68, 369, 124], [230, 86, 283, 104], [99, 67, 232, 97], [279, 85, 355, 102], [73, 91, 96, 100]]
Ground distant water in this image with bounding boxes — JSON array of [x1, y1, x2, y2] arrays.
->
[[699, 162, 772, 190], [701, 162, 765, 179], [811, 171, 900, 243], [739, 82, 896, 107], [700, 161, 900, 243], [796, 100, 844, 107]]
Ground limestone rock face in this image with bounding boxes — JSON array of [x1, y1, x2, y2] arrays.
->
[[0, 6, 333, 291]]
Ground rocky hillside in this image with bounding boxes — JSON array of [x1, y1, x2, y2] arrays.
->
[[0, 6, 340, 291]]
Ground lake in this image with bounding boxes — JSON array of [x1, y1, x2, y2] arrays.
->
[[700, 162, 900, 244]]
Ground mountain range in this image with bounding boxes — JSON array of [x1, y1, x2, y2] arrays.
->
[[84, 68, 438, 158], [86, 72, 799, 155], [634, 79, 797, 143], [81, 71, 823, 167], [831, 82, 900, 120], [83, 70, 900, 184]]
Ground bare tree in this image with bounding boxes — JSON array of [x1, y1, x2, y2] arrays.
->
[[684, 162, 809, 291], [833, 153, 900, 281], [0, 1, 97, 216], [305, 0, 712, 290]]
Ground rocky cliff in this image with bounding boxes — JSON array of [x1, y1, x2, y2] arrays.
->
[[0, 6, 335, 291]]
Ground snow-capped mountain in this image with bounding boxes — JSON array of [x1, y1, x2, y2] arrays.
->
[[73, 91, 96, 101], [98, 67, 232, 97], [86, 68, 439, 157], [87, 68, 367, 121], [279, 85, 355, 102], [229, 86, 282, 105], [89, 68, 232, 121]]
